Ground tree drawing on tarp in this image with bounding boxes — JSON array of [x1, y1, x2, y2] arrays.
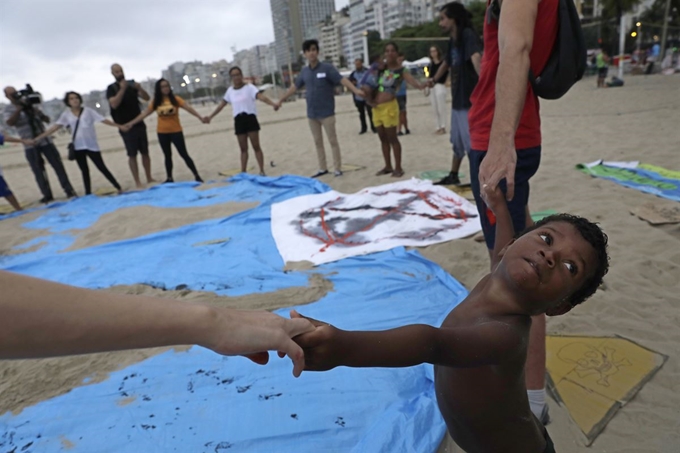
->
[[557, 342, 632, 387], [294, 189, 478, 252]]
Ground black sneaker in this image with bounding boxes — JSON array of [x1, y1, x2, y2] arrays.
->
[[311, 170, 329, 178], [405, 129, 411, 135], [66, 191, 77, 198], [195, 175, 204, 183], [164, 177, 174, 184], [397, 131, 404, 136], [359, 130, 367, 135], [434, 173, 461, 186], [40, 196, 54, 204]]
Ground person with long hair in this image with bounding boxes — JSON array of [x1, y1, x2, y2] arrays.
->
[[396, 52, 410, 136], [365, 42, 425, 178], [206, 67, 279, 176], [426, 45, 448, 135], [428, 2, 482, 186], [126, 79, 204, 183], [32, 91, 123, 195]]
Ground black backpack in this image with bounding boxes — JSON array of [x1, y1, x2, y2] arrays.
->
[[489, 0, 587, 100]]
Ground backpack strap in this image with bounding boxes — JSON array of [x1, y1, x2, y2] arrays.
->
[[72, 108, 83, 142]]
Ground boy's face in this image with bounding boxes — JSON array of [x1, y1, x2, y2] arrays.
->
[[498, 221, 598, 315], [305, 46, 319, 65]]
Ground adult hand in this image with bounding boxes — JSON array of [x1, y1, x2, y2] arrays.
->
[[480, 182, 506, 214], [119, 79, 128, 91], [478, 143, 517, 201], [23, 138, 36, 146], [119, 124, 131, 133], [286, 310, 343, 372], [201, 309, 315, 377], [273, 104, 280, 112], [202, 116, 211, 124]]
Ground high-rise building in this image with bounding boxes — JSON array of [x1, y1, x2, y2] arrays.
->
[[270, 0, 336, 71]]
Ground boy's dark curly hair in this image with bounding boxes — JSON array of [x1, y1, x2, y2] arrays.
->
[[518, 214, 609, 306]]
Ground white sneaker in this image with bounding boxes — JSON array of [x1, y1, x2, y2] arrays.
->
[[334, 170, 343, 177]]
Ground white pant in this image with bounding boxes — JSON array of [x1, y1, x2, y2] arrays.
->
[[429, 83, 448, 130]]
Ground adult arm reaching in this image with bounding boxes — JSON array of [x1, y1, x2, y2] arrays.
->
[[479, 0, 538, 201], [0, 271, 314, 377]]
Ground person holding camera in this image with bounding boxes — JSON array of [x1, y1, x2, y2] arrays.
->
[[0, 133, 25, 211], [3, 86, 77, 203], [31, 92, 123, 195], [107, 64, 155, 188]]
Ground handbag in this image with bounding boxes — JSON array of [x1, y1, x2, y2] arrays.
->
[[67, 108, 83, 161]]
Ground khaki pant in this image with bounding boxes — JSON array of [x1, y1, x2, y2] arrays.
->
[[308, 116, 342, 172]]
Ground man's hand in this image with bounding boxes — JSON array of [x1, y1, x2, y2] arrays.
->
[[288, 310, 343, 372], [119, 124, 131, 133], [481, 182, 507, 214], [202, 309, 315, 377], [274, 101, 283, 110], [479, 144, 517, 201], [201, 116, 210, 124], [273, 104, 280, 112], [119, 79, 128, 91], [23, 138, 36, 147]]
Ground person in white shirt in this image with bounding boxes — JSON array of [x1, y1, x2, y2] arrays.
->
[[32, 92, 123, 195], [206, 67, 279, 176]]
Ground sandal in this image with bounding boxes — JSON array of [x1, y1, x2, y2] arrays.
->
[[391, 170, 405, 178], [375, 168, 394, 176]]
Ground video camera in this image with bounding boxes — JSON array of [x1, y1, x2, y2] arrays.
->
[[12, 84, 42, 106]]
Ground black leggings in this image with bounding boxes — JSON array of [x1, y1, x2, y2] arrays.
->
[[157, 132, 200, 180], [74, 150, 121, 195]]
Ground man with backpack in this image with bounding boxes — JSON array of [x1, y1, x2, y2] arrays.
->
[[468, 0, 586, 425]]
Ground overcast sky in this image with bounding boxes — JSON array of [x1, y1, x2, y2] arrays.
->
[[1, 0, 349, 100]]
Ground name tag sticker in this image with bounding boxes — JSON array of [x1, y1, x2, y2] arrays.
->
[[316, 73, 327, 79]]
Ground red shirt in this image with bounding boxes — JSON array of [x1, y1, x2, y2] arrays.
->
[[468, 0, 558, 151]]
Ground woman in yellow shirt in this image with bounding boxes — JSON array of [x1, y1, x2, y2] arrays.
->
[[126, 79, 204, 183]]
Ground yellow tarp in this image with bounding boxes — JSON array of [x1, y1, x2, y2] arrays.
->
[[546, 335, 666, 445]]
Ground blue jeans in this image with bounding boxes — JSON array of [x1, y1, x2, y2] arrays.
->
[[469, 146, 541, 249]]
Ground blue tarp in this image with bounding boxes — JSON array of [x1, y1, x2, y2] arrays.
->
[[0, 175, 468, 452]]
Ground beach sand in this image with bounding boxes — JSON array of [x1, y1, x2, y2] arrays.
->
[[1, 74, 678, 451]]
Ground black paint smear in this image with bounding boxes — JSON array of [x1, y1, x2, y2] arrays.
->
[[221, 378, 234, 385], [149, 414, 155, 418], [335, 416, 346, 427], [21, 442, 33, 451], [140, 425, 156, 430], [175, 407, 180, 411], [258, 393, 283, 401], [175, 284, 188, 290], [142, 395, 152, 402], [236, 385, 251, 393], [214, 441, 233, 451], [195, 369, 205, 375], [120, 391, 129, 397], [187, 381, 194, 393], [290, 414, 298, 420], [142, 378, 148, 384]]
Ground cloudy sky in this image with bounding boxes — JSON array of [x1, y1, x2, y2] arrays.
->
[[1, 0, 349, 100]]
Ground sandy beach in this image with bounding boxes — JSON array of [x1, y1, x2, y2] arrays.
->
[[1, 74, 679, 452]]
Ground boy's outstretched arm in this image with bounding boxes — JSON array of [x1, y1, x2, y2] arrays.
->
[[482, 184, 516, 269], [291, 311, 526, 371]]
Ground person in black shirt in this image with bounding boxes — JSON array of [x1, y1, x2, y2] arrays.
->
[[348, 58, 376, 134], [429, 3, 482, 186], [107, 64, 155, 188], [426, 45, 449, 135]]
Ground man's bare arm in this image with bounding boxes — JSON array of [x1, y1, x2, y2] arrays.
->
[[135, 82, 150, 101], [479, 0, 538, 201], [471, 52, 482, 75], [5, 106, 23, 127], [277, 85, 298, 104], [108, 80, 128, 110], [432, 61, 450, 83]]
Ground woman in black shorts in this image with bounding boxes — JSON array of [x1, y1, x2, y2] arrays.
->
[[206, 67, 279, 176]]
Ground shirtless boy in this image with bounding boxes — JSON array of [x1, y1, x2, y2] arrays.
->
[[291, 184, 609, 452]]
